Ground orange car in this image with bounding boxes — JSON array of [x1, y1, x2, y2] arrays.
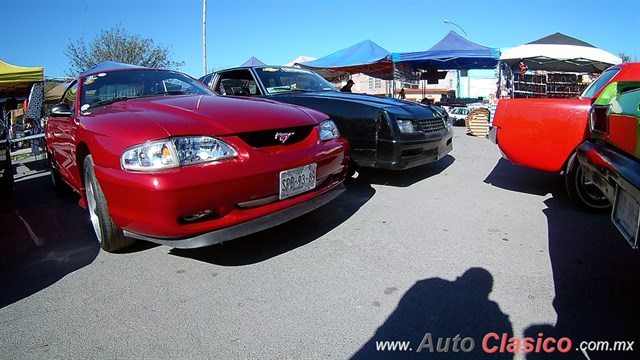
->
[[489, 62, 640, 212]]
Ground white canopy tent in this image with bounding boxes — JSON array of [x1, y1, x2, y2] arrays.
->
[[283, 56, 316, 67], [500, 32, 621, 73]]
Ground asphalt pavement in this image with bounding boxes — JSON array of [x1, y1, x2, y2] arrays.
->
[[1, 127, 638, 360]]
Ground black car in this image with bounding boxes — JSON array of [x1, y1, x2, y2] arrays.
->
[[200, 66, 453, 171]]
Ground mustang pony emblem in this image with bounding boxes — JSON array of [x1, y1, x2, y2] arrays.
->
[[275, 132, 295, 144]]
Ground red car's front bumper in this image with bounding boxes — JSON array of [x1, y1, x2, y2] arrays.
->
[[94, 137, 349, 248]]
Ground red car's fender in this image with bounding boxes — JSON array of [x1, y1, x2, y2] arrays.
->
[[492, 98, 591, 172]]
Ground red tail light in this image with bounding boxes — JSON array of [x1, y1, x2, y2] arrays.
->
[[589, 104, 610, 136]]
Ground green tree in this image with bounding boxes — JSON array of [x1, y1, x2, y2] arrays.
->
[[65, 25, 184, 76]]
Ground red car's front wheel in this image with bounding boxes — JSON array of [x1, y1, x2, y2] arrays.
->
[[83, 155, 135, 252]]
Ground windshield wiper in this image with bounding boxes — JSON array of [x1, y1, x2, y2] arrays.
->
[[90, 96, 132, 108], [269, 86, 293, 91], [153, 90, 189, 95]]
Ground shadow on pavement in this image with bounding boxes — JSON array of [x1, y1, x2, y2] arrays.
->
[[0, 172, 100, 309], [352, 268, 513, 359], [355, 154, 455, 187], [484, 158, 563, 196], [169, 179, 375, 266], [484, 157, 640, 359], [523, 195, 640, 360]]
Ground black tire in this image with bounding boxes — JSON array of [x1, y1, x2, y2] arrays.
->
[[83, 155, 134, 252], [347, 160, 360, 178], [47, 151, 67, 193], [565, 152, 611, 213]]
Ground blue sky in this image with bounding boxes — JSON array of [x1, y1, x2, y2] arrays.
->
[[1, 0, 638, 78]]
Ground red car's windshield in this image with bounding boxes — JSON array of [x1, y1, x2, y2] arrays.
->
[[80, 69, 212, 112]]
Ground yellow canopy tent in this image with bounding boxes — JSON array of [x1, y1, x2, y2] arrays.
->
[[1, 60, 44, 193], [0, 59, 44, 98]]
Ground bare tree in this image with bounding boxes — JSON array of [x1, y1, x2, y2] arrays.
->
[[65, 25, 184, 76], [618, 53, 632, 63]]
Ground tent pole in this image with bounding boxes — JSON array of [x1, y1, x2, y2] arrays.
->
[[456, 70, 461, 99], [392, 62, 396, 97], [497, 61, 502, 99]]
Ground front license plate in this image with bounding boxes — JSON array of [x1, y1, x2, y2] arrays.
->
[[612, 187, 640, 248], [279, 163, 317, 200]]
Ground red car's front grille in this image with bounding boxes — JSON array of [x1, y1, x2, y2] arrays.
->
[[237, 125, 314, 148]]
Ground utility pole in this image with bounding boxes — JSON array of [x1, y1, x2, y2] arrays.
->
[[443, 20, 468, 98], [203, 0, 207, 76]]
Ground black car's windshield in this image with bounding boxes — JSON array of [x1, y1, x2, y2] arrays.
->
[[80, 68, 212, 112], [581, 67, 620, 99], [255, 67, 337, 94]]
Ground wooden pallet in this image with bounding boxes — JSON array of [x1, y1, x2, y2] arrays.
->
[[465, 108, 491, 137]]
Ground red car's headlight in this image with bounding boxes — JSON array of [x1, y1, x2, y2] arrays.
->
[[121, 136, 237, 171]]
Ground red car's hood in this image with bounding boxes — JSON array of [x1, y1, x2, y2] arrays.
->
[[82, 94, 326, 138]]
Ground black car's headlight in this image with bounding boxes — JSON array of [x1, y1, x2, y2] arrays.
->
[[121, 136, 237, 171], [397, 119, 418, 133], [319, 120, 340, 141]]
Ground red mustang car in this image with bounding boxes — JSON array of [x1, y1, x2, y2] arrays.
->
[[46, 63, 350, 252], [489, 62, 640, 212]]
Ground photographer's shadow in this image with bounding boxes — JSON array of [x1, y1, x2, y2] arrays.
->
[[352, 268, 513, 359]]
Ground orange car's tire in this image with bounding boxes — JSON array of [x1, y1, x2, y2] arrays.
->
[[565, 152, 611, 214], [83, 155, 134, 252]]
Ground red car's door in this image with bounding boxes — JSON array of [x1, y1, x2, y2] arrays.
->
[[46, 81, 83, 192]]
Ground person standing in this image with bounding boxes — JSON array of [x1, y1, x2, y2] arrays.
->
[[399, 88, 406, 99]]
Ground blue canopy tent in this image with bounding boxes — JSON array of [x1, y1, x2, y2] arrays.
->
[[241, 56, 266, 66], [392, 31, 500, 71], [80, 61, 143, 76], [297, 40, 394, 80], [392, 31, 500, 100]]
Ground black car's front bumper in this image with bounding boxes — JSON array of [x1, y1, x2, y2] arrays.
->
[[577, 140, 640, 248], [372, 130, 454, 170]]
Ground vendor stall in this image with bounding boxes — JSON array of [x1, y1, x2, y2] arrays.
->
[[0, 59, 45, 193], [499, 33, 621, 98]]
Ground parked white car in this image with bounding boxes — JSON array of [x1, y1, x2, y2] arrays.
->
[[447, 107, 470, 126]]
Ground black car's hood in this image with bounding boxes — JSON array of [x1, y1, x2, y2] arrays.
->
[[269, 91, 437, 115]]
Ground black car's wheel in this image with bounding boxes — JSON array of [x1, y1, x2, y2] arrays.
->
[[83, 155, 134, 252], [565, 153, 611, 213], [347, 160, 360, 178]]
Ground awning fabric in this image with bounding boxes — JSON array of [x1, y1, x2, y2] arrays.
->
[[44, 82, 71, 103], [500, 32, 621, 72], [241, 56, 266, 66], [79, 61, 143, 76], [0, 59, 44, 98], [392, 31, 500, 71], [298, 40, 394, 80]]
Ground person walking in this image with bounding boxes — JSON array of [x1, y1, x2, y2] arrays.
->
[[340, 79, 354, 93]]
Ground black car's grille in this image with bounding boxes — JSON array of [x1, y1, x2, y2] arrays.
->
[[417, 117, 446, 133], [237, 125, 314, 148]]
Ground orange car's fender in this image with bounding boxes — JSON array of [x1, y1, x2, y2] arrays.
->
[[493, 98, 592, 172]]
